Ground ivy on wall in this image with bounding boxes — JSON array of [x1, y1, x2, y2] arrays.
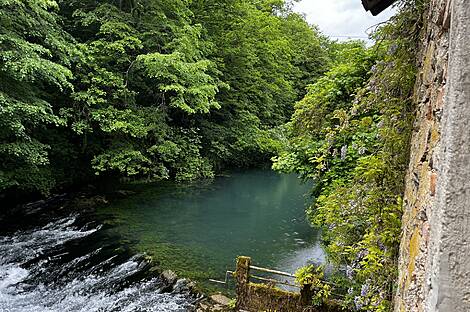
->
[[274, 1, 426, 310]]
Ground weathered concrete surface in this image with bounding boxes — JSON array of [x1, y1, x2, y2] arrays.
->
[[425, 0, 470, 311]]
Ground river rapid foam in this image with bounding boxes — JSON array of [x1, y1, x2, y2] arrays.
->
[[0, 215, 192, 312]]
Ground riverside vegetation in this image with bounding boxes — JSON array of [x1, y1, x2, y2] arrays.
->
[[274, 0, 425, 310], [0, 0, 424, 311], [0, 0, 330, 197]]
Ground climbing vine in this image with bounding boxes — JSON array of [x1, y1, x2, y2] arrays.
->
[[273, 1, 426, 310]]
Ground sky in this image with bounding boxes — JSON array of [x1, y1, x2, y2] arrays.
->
[[292, 0, 397, 41]]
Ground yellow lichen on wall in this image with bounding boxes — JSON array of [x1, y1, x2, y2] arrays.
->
[[406, 226, 421, 288]]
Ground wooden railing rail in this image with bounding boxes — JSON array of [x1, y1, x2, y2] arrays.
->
[[250, 265, 296, 278]]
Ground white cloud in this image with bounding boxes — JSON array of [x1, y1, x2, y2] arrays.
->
[[293, 0, 397, 40]]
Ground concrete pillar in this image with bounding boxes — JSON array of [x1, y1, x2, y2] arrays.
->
[[426, 1, 470, 311]]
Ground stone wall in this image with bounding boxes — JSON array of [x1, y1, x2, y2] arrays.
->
[[395, 0, 451, 311]]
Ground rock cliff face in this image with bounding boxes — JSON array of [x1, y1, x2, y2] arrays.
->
[[396, 0, 470, 311], [395, 0, 450, 311]]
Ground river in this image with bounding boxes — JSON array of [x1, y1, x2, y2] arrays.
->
[[0, 169, 324, 311]]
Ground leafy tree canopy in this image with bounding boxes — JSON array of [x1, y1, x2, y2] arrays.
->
[[0, 0, 328, 197]]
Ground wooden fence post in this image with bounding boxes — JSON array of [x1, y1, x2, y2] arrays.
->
[[235, 256, 251, 309], [300, 283, 314, 306]]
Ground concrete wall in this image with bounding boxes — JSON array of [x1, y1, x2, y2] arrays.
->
[[425, 0, 470, 310], [396, 0, 470, 311]]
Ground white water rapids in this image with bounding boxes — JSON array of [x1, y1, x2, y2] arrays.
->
[[0, 216, 192, 312]]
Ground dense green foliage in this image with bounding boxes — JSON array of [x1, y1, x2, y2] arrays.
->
[[0, 0, 328, 197], [1, 1, 427, 310], [0, 0, 77, 193], [273, 1, 424, 310]]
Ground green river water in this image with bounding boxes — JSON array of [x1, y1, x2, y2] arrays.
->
[[96, 169, 325, 291]]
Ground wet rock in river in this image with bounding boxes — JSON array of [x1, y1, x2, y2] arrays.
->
[[173, 278, 192, 293], [210, 294, 231, 306], [162, 269, 178, 285]]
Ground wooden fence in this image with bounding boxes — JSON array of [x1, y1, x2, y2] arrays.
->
[[233, 256, 342, 312]]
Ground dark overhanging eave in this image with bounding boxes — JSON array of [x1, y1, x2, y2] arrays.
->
[[362, 0, 397, 16]]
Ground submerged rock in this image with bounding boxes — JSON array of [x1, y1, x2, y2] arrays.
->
[[114, 190, 136, 197]]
